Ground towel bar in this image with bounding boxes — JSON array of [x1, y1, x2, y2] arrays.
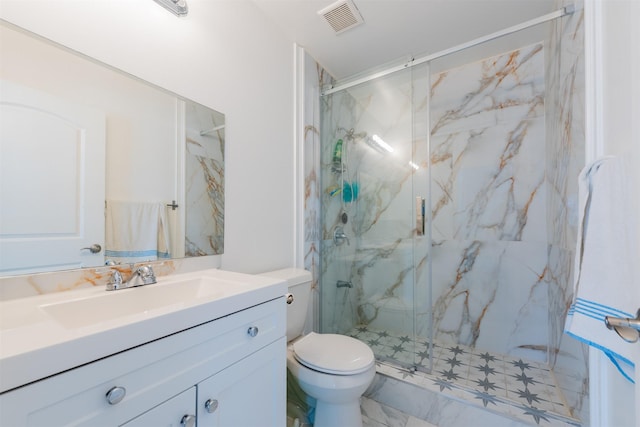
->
[[605, 309, 640, 343]]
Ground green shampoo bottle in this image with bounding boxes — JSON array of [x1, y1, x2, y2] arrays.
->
[[332, 139, 343, 165]]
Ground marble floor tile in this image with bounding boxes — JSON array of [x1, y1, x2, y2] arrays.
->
[[361, 397, 409, 427], [405, 417, 439, 427], [362, 397, 437, 427]]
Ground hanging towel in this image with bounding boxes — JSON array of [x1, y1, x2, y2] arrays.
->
[[564, 156, 638, 383], [105, 201, 171, 264]]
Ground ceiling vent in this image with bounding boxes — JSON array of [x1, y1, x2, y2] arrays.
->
[[318, 0, 364, 35]]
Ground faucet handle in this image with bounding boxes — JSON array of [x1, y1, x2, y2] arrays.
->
[[107, 270, 123, 291], [137, 265, 157, 285]]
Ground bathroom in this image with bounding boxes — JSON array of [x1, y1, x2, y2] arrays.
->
[[0, 0, 638, 426]]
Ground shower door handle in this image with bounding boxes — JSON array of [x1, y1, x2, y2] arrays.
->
[[416, 197, 425, 235]]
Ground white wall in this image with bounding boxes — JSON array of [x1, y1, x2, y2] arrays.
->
[[0, 0, 296, 274], [0, 24, 178, 204]]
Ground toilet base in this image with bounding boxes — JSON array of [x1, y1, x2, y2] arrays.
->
[[313, 399, 363, 427]]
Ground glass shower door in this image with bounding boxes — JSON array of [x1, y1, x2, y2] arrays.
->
[[319, 67, 426, 370]]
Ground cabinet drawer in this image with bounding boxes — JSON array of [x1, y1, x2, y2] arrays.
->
[[0, 298, 284, 427], [122, 387, 196, 427]]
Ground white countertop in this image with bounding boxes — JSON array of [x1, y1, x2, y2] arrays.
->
[[0, 269, 287, 393]]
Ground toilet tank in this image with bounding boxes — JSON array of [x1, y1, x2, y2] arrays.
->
[[260, 268, 312, 342]]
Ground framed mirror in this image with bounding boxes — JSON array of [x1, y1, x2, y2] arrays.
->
[[0, 21, 224, 276]]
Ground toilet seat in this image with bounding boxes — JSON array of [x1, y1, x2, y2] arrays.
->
[[292, 332, 374, 375]]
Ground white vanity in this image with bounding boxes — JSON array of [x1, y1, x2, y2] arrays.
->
[[0, 269, 287, 426]]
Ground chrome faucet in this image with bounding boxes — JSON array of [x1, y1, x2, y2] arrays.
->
[[333, 226, 350, 246], [107, 265, 157, 291]]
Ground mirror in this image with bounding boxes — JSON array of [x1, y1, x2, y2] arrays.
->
[[0, 22, 224, 276]]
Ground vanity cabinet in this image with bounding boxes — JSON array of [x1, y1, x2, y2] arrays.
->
[[0, 297, 285, 427]]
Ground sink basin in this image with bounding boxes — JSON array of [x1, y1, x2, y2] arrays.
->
[[40, 277, 232, 329]]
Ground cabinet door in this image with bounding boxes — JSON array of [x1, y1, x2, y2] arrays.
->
[[197, 337, 285, 427], [122, 387, 196, 427]]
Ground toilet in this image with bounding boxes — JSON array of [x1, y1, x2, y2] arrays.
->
[[261, 268, 375, 427]]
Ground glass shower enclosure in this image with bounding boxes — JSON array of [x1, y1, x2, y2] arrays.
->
[[318, 11, 584, 388]]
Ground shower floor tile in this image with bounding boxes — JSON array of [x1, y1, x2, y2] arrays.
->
[[348, 325, 580, 426]]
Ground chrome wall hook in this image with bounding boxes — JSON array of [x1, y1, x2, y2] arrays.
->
[[605, 309, 640, 343]]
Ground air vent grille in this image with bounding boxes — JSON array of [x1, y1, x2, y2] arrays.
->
[[318, 0, 364, 35]]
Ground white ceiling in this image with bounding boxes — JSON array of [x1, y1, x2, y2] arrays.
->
[[250, 0, 557, 80]]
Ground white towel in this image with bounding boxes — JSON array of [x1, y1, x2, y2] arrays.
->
[[105, 201, 170, 264], [564, 156, 637, 383]]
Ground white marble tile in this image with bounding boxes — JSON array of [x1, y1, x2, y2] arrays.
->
[[430, 44, 545, 137], [430, 117, 547, 243], [363, 416, 391, 427], [361, 397, 409, 427], [430, 240, 550, 361], [405, 416, 438, 427]]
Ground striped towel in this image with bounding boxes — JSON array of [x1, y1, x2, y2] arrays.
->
[[105, 201, 170, 264], [564, 156, 637, 383]]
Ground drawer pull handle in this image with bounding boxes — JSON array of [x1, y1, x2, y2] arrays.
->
[[180, 414, 196, 427], [286, 293, 294, 304], [204, 398, 219, 413], [105, 386, 126, 405], [247, 326, 259, 337]]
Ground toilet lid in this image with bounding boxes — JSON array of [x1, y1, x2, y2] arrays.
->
[[293, 332, 374, 375]]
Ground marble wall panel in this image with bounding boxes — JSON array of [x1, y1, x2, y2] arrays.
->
[[0, 255, 217, 301], [430, 240, 549, 361], [429, 45, 551, 361], [184, 102, 224, 256], [353, 239, 415, 334], [430, 117, 547, 243], [430, 44, 545, 243], [319, 238, 359, 334], [430, 43, 545, 137]]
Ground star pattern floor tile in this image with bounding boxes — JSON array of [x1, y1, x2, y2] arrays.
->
[[348, 325, 580, 426]]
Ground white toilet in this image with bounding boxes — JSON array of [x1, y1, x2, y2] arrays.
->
[[261, 268, 375, 427]]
